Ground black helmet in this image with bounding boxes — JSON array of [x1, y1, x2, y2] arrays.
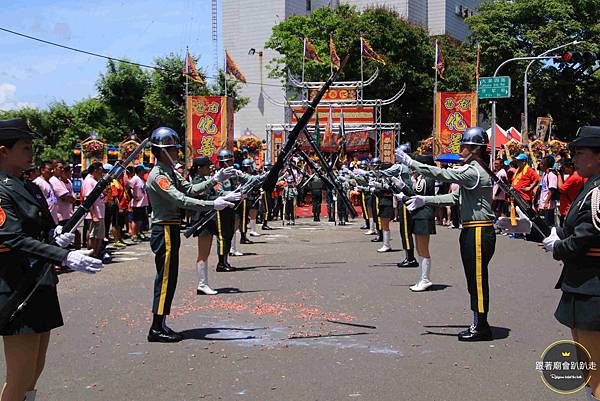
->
[[217, 149, 234, 162], [149, 127, 179, 148], [241, 158, 253, 169], [460, 127, 488, 146], [369, 157, 381, 165]]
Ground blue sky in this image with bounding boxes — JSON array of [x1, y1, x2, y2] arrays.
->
[[0, 0, 218, 111]]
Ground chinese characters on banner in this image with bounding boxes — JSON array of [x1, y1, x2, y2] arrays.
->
[[185, 96, 234, 167], [380, 130, 395, 163], [435, 92, 477, 156], [291, 106, 374, 125], [307, 87, 358, 102], [271, 130, 285, 163]]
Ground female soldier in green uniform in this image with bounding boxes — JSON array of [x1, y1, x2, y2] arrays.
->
[[0, 118, 102, 401], [499, 126, 600, 399]]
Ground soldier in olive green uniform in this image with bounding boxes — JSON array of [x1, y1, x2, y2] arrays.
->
[[394, 162, 418, 267], [145, 128, 238, 343], [396, 127, 496, 341], [213, 149, 262, 271], [308, 173, 324, 222], [367, 158, 383, 242]]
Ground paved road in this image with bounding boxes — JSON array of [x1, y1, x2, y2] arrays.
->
[[0, 220, 581, 401]]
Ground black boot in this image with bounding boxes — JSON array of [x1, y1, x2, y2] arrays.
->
[[240, 233, 253, 244], [397, 250, 418, 267], [262, 223, 273, 230], [371, 230, 383, 242], [458, 313, 493, 342], [216, 254, 235, 272], [148, 314, 183, 343]]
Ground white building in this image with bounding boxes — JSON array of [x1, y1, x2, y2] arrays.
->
[[222, 0, 481, 138]]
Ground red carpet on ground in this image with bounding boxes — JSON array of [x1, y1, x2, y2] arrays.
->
[[295, 203, 363, 218]]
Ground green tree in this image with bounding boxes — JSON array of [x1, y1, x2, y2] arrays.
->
[[96, 59, 150, 136], [265, 5, 476, 140], [468, 0, 600, 138]]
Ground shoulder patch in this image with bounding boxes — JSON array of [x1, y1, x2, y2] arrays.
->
[[157, 175, 171, 191], [0, 206, 5, 227]]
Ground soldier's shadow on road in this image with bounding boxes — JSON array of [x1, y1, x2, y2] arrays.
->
[[214, 287, 272, 294], [421, 325, 511, 340], [390, 284, 452, 291], [180, 327, 261, 341], [232, 265, 285, 271]]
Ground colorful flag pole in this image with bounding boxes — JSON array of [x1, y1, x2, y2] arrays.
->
[[184, 47, 190, 168], [432, 39, 439, 154], [474, 42, 481, 127], [360, 38, 364, 98], [224, 51, 228, 98], [302, 36, 307, 83]]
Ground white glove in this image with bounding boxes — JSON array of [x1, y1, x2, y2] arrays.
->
[[394, 193, 405, 201], [543, 227, 560, 252], [214, 196, 235, 210], [222, 191, 241, 202], [53, 225, 75, 248], [391, 177, 405, 189], [395, 148, 413, 167], [496, 207, 532, 234], [406, 195, 426, 211], [64, 250, 103, 274], [214, 167, 236, 183], [369, 186, 376, 194]]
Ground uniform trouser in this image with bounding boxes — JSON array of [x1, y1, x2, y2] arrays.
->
[[361, 193, 370, 226], [326, 191, 335, 219], [337, 192, 347, 221], [459, 223, 496, 314], [398, 204, 414, 251], [216, 208, 235, 256], [284, 197, 296, 221], [262, 192, 273, 223], [236, 199, 249, 235], [371, 195, 381, 231], [150, 223, 181, 315], [312, 191, 322, 217]]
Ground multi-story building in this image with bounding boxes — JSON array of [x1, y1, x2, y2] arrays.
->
[[222, 0, 481, 138]]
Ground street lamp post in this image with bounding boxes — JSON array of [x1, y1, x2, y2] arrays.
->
[[523, 40, 581, 143], [489, 55, 563, 167]]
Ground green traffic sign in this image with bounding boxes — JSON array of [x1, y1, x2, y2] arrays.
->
[[478, 76, 511, 99]]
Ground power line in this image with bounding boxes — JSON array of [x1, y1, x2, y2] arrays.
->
[[0, 26, 288, 89]]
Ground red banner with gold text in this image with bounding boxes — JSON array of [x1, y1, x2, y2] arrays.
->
[[186, 96, 233, 167], [271, 130, 285, 163], [380, 130, 395, 164], [435, 92, 477, 156]]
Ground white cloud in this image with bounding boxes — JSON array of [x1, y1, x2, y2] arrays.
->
[[0, 83, 36, 111]]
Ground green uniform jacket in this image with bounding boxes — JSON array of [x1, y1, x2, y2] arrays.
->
[[0, 173, 69, 278], [411, 159, 494, 222], [146, 161, 215, 223], [553, 175, 600, 296]]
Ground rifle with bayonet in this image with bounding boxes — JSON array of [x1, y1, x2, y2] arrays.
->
[[183, 172, 268, 238], [262, 53, 351, 198], [0, 139, 150, 331], [286, 107, 358, 218], [468, 155, 551, 237]]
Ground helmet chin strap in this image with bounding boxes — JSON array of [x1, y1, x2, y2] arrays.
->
[[161, 147, 177, 168]]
